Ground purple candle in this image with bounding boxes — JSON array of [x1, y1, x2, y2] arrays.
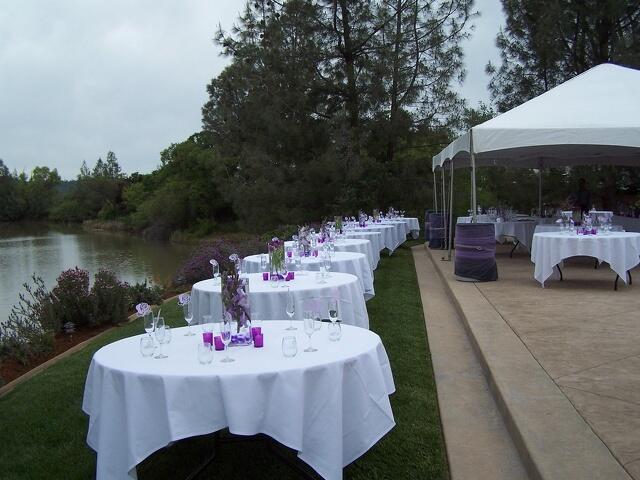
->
[[254, 333, 264, 348], [262, 272, 269, 281], [286, 271, 295, 281], [213, 336, 224, 351], [251, 326, 262, 338], [202, 332, 213, 345], [287, 250, 292, 257]]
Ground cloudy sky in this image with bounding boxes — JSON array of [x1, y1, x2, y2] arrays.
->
[[0, 0, 504, 179]]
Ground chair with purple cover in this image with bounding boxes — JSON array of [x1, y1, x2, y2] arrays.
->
[[424, 210, 432, 244], [454, 223, 498, 282]]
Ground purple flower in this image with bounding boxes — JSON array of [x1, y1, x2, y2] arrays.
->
[[178, 293, 191, 306], [136, 302, 151, 317]]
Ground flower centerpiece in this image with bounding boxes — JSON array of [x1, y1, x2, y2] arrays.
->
[[298, 225, 312, 256], [229, 253, 241, 274], [268, 237, 285, 277], [358, 211, 367, 227], [334, 216, 342, 234], [221, 268, 252, 346], [136, 302, 152, 318], [373, 209, 380, 222]]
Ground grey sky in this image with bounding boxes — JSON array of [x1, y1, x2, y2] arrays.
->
[[0, 0, 503, 179]]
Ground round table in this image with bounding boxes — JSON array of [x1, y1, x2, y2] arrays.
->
[[82, 322, 395, 480], [531, 231, 640, 286], [343, 230, 384, 253], [399, 217, 420, 238], [494, 220, 537, 252], [351, 224, 402, 253], [333, 237, 380, 270], [191, 273, 370, 328], [242, 251, 375, 299]]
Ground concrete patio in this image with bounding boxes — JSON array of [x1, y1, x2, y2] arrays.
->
[[420, 244, 640, 479]]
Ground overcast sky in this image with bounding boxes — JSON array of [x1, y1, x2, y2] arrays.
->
[[0, 0, 504, 179]]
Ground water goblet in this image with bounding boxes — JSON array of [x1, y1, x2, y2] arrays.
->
[[322, 253, 332, 278], [183, 302, 195, 336], [210, 259, 220, 285], [154, 317, 168, 359], [270, 272, 279, 289], [285, 287, 296, 331], [220, 317, 234, 363], [328, 322, 341, 342], [197, 342, 214, 364], [328, 298, 339, 324], [313, 311, 322, 335], [282, 336, 298, 358], [260, 254, 268, 272], [303, 312, 317, 352], [140, 336, 155, 357]]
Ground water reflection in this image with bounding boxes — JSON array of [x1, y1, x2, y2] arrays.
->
[[0, 223, 192, 323]]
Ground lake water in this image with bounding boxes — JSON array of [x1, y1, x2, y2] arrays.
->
[[0, 223, 193, 324]]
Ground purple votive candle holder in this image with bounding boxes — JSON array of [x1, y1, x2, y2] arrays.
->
[[262, 272, 269, 281], [254, 333, 264, 348], [213, 336, 224, 351], [202, 332, 213, 345], [287, 251, 292, 258], [286, 271, 294, 281], [251, 326, 262, 338], [312, 250, 318, 257]]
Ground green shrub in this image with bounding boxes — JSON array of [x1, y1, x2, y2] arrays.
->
[[126, 280, 163, 310], [51, 267, 93, 328], [90, 269, 129, 326], [0, 276, 56, 365]]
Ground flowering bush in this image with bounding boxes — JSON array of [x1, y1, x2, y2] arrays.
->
[[173, 237, 264, 286], [51, 267, 92, 328], [0, 276, 56, 365], [91, 269, 129, 326], [126, 280, 163, 310]]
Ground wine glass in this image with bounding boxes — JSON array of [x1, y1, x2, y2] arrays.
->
[[313, 311, 322, 336], [303, 311, 317, 352], [328, 322, 341, 342], [260, 254, 268, 272], [183, 302, 195, 336], [144, 312, 155, 338], [220, 316, 234, 363], [328, 298, 339, 324], [210, 259, 220, 285], [323, 253, 332, 278], [154, 317, 168, 359], [285, 287, 296, 331]]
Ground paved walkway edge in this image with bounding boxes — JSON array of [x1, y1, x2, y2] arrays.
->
[[425, 245, 631, 480]]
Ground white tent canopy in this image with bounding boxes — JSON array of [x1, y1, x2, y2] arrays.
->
[[433, 63, 640, 170]]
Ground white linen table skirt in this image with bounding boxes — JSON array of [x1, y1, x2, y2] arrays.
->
[[494, 221, 538, 252], [349, 225, 400, 253], [191, 273, 369, 329], [242, 251, 374, 300], [343, 230, 384, 254], [333, 238, 379, 270], [399, 217, 420, 238], [531, 232, 640, 286], [82, 322, 396, 480]]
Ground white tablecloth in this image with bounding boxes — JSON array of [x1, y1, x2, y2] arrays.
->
[[242, 251, 375, 300], [399, 217, 420, 238], [343, 230, 384, 254], [334, 238, 379, 270], [191, 273, 370, 329], [82, 322, 395, 480], [351, 225, 401, 253], [494, 221, 538, 251], [531, 232, 640, 286], [614, 215, 640, 232]]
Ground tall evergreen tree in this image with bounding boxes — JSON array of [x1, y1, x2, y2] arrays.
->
[[487, 0, 640, 112]]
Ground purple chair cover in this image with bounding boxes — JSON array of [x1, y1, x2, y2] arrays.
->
[[428, 213, 447, 249], [454, 223, 498, 282], [424, 210, 433, 243]]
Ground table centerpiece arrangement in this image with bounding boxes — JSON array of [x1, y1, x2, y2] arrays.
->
[[268, 237, 285, 278], [298, 225, 312, 256], [221, 267, 252, 346]]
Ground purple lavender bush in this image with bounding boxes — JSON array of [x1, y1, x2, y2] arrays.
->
[[173, 237, 264, 286], [91, 269, 130, 326], [51, 267, 93, 328]]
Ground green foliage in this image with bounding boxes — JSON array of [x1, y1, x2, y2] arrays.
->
[[51, 268, 93, 329], [90, 269, 129, 326], [0, 276, 56, 365], [487, 0, 640, 112], [126, 280, 163, 310]]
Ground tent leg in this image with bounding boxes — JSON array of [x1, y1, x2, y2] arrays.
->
[[538, 159, 543, 216], [447, 161, 454, 261], [470, 130, 477, 222], [433, 170, 438, 213], [442, 166, 447, 252]]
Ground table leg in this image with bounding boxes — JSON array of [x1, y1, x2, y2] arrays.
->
[[556, 264, 563, 281], [509, 240, 520, 258]]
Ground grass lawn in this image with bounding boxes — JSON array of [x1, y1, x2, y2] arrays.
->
[[0, 241, 448, 480]]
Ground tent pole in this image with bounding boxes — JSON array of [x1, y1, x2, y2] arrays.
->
[[433, 169, 438, 213], [470, 129, 477, 223], [442, 166, 447, 252], [447, 160, 454, 260], [538, 159, 543, 216]]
